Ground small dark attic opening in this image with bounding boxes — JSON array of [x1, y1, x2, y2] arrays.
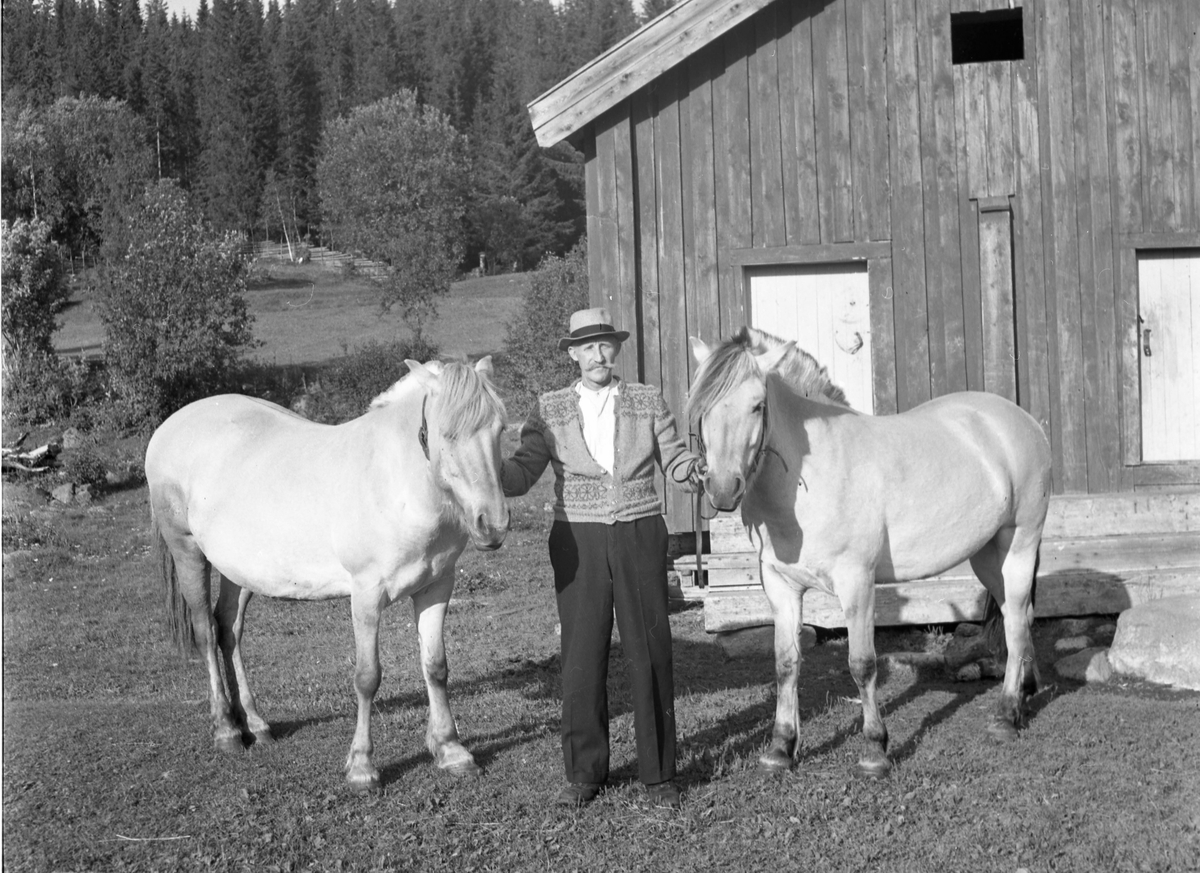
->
[[951, 8, 1024, 64]]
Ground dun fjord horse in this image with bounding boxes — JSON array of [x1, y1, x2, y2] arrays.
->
[[687, 328, 1051, 778], [146, 358, 509, 792]]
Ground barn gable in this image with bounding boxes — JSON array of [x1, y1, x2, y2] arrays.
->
[[529, 0, 778, 149]]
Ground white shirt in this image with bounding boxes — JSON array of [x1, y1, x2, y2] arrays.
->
[[575, 380, 618, 475]]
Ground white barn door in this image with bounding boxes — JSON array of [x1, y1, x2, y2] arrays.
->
[[747, 263, 874, 413], [1138, 249, 1200, 461]]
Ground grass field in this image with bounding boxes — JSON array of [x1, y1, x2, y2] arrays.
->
[[53, 262, 530, 365], [6, 262, 1200, 872]]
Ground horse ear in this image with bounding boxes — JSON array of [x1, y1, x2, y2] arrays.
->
[[744, 326, 767, 351], [474, 355, 494, 378], [754, 340, 795, 375], [405, 359, 437, 385], [689, 336, 713, 365]]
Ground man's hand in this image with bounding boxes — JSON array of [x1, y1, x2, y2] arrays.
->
[[676, 457, 706, 494]]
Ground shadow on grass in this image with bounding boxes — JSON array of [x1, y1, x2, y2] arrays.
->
[[672, 635, 1075, 789], [261, 655, 563, 786], [377, 715, 563, 786], [255, 622, 1074, 791]]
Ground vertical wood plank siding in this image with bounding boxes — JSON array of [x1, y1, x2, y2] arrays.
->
[[715, 21, 755, 335], [887, 0, 933, 410], [1012, 19, 1052, 442], [779, 2, 820, 246], [577, 0, 1199, 525], [750, 6, 788, 248]]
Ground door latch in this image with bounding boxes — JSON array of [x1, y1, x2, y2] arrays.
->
[[1143, 328, 1152, 357]]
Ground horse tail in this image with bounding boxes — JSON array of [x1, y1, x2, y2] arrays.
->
[[982, 547, 1040, 665], [153, 511, 198, 653]]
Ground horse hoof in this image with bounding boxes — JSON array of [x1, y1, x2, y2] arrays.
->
[[441, 758, 483, 779], [251, 730, 275, 748], [856, 757, 891, 780], [987, 719, 1020, 744], [757, 749, 792, 773], [214, 734, 244, 754], [347, 773, 381, 794]]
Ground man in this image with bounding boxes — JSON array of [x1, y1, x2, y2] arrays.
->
[[501, 307, 702, 810]]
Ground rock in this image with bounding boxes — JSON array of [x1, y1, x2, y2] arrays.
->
[[1092, 622, 1118, 646], [944, 632, 992, 670], [1054, 635, 1092, 654], [1108, 596, 1200, 690], [1054, 647, 1113, 683], [76, 483, 93, 505], [51, 483, 75, 505], [716, 624, 816, 659], [955, 662, 982, 682], [954, 622, 983, 638], [977, 657, 1005, 679], [61, 427, 83, 449], [879, 651, 946, 670], [1058, 617, 1096, 636]]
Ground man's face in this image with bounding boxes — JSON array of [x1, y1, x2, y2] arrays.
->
[[568, 338, 621, 390]]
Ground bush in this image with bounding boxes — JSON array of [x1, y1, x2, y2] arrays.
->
[[1, 218, 84, 424], [2, 351, 92, 425], [296, 337, 440, 424], [501, 241, 589, 413], [95, 180, 257, 429], [61, 444, 108, 487], [1, 218, 70, 353]]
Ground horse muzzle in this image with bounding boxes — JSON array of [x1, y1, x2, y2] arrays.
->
[[469, 508, 510, 551], [704, 472, 745, 512]]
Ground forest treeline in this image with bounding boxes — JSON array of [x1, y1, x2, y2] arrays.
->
[[1, 0, 678, 271]]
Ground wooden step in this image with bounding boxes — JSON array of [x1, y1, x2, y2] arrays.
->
[[702, 491, 1200, 554], [695, 532, 1200, 588], [704, 563, 1200, 632]]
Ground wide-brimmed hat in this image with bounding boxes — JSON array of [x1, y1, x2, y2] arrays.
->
[[558, 307, 630, 351]]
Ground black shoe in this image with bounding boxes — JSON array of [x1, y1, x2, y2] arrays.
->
[[555, 781, 602, 807], [645, 779, 681, 809]]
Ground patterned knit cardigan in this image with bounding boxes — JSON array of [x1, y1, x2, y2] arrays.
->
[[501, 380, 698, 524]]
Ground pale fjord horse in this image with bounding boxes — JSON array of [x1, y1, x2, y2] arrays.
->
[[146, 358, 509, 792], [687, 328, 1051, 778]]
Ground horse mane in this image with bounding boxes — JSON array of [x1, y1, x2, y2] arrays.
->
[[370, 360, 507, 439], [749, 327, 849, 406], [686, 326, 848, 425]]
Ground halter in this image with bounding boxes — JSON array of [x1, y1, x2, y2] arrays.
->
[[694, 388, 787, 481], [744, 395, 788, 480]]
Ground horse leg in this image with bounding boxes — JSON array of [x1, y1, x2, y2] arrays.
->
[[971, 527, 1040, 742], [759, 564, 804, 772], [215, 576, 273, 746], [413, 576, 480, 777], [345, 591, 383, 792], [163, 534, 243, 753], [838, 569, 889, 778]]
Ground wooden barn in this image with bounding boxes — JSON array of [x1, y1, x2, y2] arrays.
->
[[527, 0, 1200, 629]]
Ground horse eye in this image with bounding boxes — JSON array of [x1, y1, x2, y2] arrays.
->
[[753, 402, 766, 414]]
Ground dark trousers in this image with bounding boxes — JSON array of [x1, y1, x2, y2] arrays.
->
[[548, 516, 676, 787]]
